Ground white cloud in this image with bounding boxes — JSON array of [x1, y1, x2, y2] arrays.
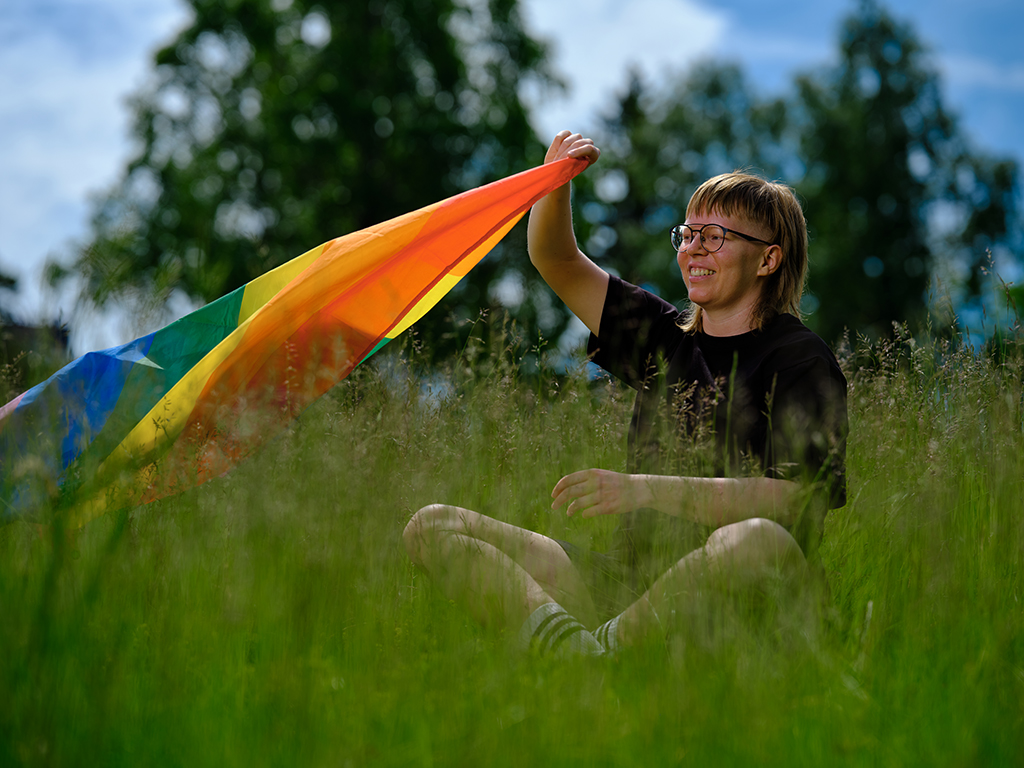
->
[[519, 0, 727, 138], [939, 52, 1024, 93]]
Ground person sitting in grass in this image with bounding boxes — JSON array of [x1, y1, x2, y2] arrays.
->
[[403, 131, 848, 656]]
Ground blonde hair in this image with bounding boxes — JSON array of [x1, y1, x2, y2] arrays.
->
[[679, 172, 808, 333]]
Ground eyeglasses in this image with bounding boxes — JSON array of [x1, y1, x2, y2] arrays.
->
[[670, 223, 772, 253]]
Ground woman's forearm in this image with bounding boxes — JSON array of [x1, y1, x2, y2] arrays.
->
[[527, 183, 582, 275], [633, 474, 805, 527], [552, 468, 809, 528]]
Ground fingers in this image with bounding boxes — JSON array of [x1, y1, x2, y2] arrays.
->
[[545, 132, 601, 166], [550, 468, 594, 508], [544, 131, 578, 163], [550, 468, 622, 517], [565, 494, 598, 518], [553, 481, 602, 518]]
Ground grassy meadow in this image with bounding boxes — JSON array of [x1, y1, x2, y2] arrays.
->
[[1, 319, 1023, 767]]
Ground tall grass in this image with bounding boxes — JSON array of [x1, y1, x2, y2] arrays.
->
[[1, 317, 1022, 767]]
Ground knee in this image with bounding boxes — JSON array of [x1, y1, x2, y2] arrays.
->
[[708, 516, 784, 547], [706, 518, 804, 573], [404, 504, 441, 563], [403, 504, 458, 564]]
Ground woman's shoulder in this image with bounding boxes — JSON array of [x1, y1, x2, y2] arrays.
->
[[608, 275, 683, 319], [599, 275, 688, 347], [764, 313, 832, 349], [759, 314, 845, 374]]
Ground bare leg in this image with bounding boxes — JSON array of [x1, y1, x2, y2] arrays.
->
[[404, 504, 599, 631], [611, 517, 809, 647]]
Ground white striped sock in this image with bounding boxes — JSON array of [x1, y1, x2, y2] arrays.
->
[[595, 602, 666, 654], [517, 603, 604, 657], [594, 615, 621, 654]]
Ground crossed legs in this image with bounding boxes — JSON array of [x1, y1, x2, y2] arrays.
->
[[404, 504, 809, 650], [611, 516, 810, 647], [403, 504, 599, 631]]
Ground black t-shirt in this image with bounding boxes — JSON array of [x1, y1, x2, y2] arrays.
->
[[586, 277, 848, 584]]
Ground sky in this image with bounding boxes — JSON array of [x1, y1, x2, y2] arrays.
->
[[1, 0, 1023, 353]]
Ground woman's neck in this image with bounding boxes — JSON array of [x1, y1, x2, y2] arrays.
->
[[700, 305, 756, 337]]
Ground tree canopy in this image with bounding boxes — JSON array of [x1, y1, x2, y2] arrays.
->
[[795, 0, 1019, 341], [570, 0, 1020, 345], [51, 0, 555, 342], [49, 0, 1021, 352]]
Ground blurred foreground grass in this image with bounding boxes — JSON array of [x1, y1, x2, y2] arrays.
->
[[2, 320, 1023, 766]]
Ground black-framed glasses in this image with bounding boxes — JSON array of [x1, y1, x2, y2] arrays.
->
[[670, 223, 772, 253]]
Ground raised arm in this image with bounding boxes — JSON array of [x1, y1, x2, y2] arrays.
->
[[527, 132, 610, 336]]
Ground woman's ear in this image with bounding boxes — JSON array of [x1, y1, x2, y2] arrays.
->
[[757, 244, 783, 277]]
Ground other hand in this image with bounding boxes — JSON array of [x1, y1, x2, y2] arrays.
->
[[551, 468, 646, 518]]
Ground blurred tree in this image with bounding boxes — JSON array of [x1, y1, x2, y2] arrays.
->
[[49, 0, 1021, 357], [1, 271, 70, 395], [49, 0, 557, 352], [572, 1, 1019, 347], [795, 0, 1020, 342], [0, 268, 16, 313]]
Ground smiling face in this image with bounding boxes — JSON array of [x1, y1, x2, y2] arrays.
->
[[676, 172, 808, 335], [676, 210, 779, 335]]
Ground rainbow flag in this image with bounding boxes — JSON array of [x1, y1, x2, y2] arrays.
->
[[1, 158, 585, 527]]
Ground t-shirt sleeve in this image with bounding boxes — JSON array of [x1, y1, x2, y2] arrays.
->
[[764, 354, 848, 509], [586, 276, 684, 389]]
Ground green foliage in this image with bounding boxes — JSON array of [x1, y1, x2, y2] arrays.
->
[[43, 0, 1021, 356], [796, 0, 1019, 342], [50, 0, 554, 351], [2, 317, 1023, 765], [0, 322, 70, 397], [572, 1, 1020, 348]]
